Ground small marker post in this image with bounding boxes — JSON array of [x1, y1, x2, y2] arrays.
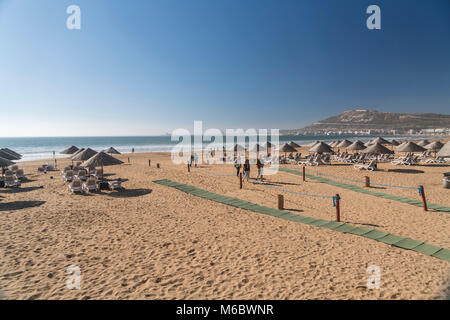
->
[[278, 195, 284, 210], [157, 163, 160, 169], [148, 160, 151, 167], [365, 176, 370, 188], [335, 194, 341, 222], [302, 166, 306, 182], [419, 185, 427, 211], [188, 163, 190, 173], [239, 173, 243, 189], [128, 157, 130, 164]]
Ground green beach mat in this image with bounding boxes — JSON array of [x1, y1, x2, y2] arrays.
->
[[153, 179, 450, 263], [279, 168, 450, 213]]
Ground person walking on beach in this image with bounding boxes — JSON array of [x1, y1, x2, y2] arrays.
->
[[193, 153, 198, 167], [243, 159, 250, 181], [234, 159, 241, 176], [256, 159, 264, 181]]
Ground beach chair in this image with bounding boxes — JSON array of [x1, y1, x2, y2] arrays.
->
[[61, 166, 71, 175], [82, 177, 98, 193], [95, 168, 103, 180], [4, 170, 14, 178], [9, 165, 19, 172], [354, 159, 377, 171], [68, 179, 83, 193], [108, 180, 123, 190], [45, 163, 56, 171], [4, 175, 20, 187], [63, 170, 74, 182], [77, 169, 87, 181], [14, 169, 25, 180]]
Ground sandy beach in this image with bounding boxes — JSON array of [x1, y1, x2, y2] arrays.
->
[[0, 147, 449, 300]]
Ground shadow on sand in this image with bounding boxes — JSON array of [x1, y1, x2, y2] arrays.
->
[[387, 169, 425, 174], [0, 200, 46, 211], [0, 186, 43, 194], [107, 188, 152, 198]]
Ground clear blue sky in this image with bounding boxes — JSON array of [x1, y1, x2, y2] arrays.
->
[[0, 0, 449, 136]]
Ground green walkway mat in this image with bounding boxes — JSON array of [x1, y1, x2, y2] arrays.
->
[[153, 179, 450, 263], [279, 168, 450, 213]]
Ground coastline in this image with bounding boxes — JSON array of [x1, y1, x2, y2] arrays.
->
[[1, 148, 449, 299]]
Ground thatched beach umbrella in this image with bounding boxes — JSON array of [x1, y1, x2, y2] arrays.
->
[[336, 140, 352, 148], [60, 145, 79, 155], [71, 148, 98, 161], [417, 139, 430, 147], [264, 141, 273, 149], [0, 156, 15, 168], [362, 143, 394, 154], [390, 139, 401, 146], [425, 141, 443, 152], [81, 152, 124, 182], [103, 147, 121, 155], [329, 140, 341, 148], [346, 140, 366, 152], [0, 149, 19, 161], [306, 141, 321, 148], [1, 148, 22, 158], [71, 148, 85, 157], [288, 141, 301, 148], [280, 143, 297, 155], [395, 142, 426, 153], [436, 141, 450, 158], [229, 144, 245, 152], [309, 142, 333, 154], [249, 144, 266, 152], [369, 137, 391, 146]]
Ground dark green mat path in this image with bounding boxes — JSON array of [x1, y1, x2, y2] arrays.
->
[[279, 168, 450, 213], [153, 179, 450, 263]]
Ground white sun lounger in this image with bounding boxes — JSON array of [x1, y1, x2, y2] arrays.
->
[[82, 178, 98, 192], [68, 179, 83, 193]]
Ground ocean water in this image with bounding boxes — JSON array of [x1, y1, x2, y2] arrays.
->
[[0, 135, 433, 162]]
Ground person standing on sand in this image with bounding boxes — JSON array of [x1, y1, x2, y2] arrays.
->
[[234, 158, 241, 176], [193, 153, 198, 167], [256, 159, 264, 181], [243, 159, 250, 181]]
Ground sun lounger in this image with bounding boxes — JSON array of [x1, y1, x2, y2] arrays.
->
[[63, 170, 74, 182], [95, 169, 103, 179], [14, 169, 25, 180], [4, 175, 20, 187], [108, 180, 123, 190], [354, 159, 377, 171], [68, 179, 83, 193], [82, 177, 98, 192], [77, 169, 87, 181]]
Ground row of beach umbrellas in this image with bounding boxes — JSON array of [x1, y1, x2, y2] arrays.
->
[[227, 137, 449, 156], [59, 146, 124, 176]]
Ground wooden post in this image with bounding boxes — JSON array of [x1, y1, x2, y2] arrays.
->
[[148, 160, 151, 167], [365, 176, 370, 188], [419, 185, 427, 211], [278, 195, 284, 210], [302, 166, 306, 182], [335, 194, 341, 222], [157, 163, 160, 169], [239, 173, 243, 189], [187, 163, 191, 173], [128, 157, 130, 164]]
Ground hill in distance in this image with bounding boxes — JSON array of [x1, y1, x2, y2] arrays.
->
[[284, 110, 450, 134]]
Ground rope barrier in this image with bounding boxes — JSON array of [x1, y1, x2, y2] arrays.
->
[[253, 181, 335, 205], [306, 168, 418, 190]]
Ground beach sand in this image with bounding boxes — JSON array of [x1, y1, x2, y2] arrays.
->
[[0, 149, 449, 300]]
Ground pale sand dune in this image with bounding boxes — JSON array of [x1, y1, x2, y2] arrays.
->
[[0, 151, 449, 299]]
